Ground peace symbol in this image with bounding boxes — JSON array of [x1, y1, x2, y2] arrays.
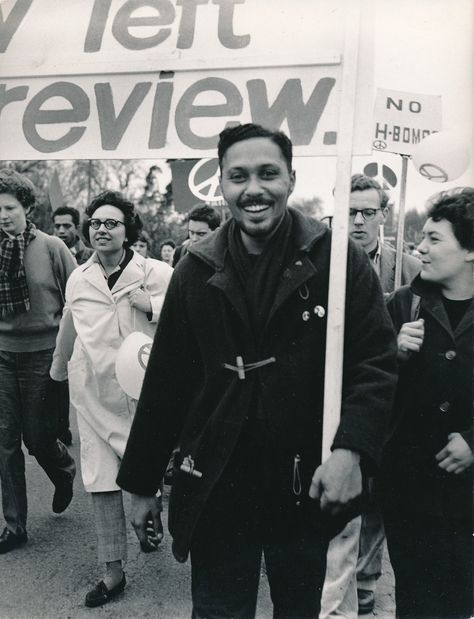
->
[[418, 163, 448, 182], [188, 158, 222, 202], [364, 162, 398, 188], [372, 139, 387, 151], [138, 343, 152, 370]]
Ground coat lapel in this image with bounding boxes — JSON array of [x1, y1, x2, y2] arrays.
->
[[268, 254, 318, 323], [189, 223, 251, 327], [81, 262, 112, 299], [454, 300, 473, 338], [81, 254, 145, 300], [379, 246, 395, 294], [422, 295, 452, 337], [418, 284, 473, 340], [111, 257, 144, 296], [190, 209, 328, 330], [207, 268, 250, 327]]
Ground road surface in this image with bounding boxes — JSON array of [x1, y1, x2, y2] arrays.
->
[[0, 417, 395, 618]]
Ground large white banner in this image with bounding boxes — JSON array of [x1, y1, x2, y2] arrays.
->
[[0, 0, 374, 159]]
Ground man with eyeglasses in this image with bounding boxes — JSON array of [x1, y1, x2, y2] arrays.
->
[[349, 174, 421, 293], [321, 174, 421, 618]]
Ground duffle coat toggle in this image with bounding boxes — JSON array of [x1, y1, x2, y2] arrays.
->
[[180, 455, 202, 478], [223, 355, 276, 380]]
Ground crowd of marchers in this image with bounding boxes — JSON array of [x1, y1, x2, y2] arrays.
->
[[0, 123, 472, 619]]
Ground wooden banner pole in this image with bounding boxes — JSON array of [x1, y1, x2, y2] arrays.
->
[[394, 154, 409, 290], [321, 0, 363, 462]]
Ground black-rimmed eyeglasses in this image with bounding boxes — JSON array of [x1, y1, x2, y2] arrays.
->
[[349, 208, 381, 221], [88, 218, 125, 230]]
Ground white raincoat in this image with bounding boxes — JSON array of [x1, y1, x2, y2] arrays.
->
[[51, 251, 172, 492]]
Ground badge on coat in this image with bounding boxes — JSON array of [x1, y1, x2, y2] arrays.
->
[[115, 331, 153, 399], [314, 305, 326, 318]]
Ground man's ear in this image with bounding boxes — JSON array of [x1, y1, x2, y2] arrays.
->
[[288, 170, 296, 196]]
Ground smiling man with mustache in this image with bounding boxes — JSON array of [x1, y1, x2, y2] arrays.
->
[[118, 123, 398, 618]]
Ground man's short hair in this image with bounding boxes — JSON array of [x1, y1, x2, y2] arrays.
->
[[350, 174, 389, 210], [52, 206, 80, 226], [218, 123, 293, 172], [82, 190, 142, 248], [427, 187, 474, 251], [0, 168, 36, 210], [187, 203, 221, 231]]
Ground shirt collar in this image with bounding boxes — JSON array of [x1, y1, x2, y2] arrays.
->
[[369, 241, 381, 265]]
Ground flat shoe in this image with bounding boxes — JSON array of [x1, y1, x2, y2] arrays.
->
[[52, 478, 74, 514], [0, 527, 28, 554], [84, 573, 126, 608]]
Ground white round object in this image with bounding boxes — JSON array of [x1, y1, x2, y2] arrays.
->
[[115, 331, 153, 400], [412, 132, 470, 182]]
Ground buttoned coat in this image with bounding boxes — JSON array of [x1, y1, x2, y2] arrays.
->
[[118, 209, 398, 561], [51, 252, 172, 491], [382, 276, 473, 518]]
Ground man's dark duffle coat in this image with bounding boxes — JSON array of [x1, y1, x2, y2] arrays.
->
[[381, 276, 473, 519], [118, 208, 398, 562]]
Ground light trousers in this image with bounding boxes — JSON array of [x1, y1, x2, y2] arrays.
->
[[320, 517, 362, 619], [91, 490, 127, 564], [356, 511, 385, 592]]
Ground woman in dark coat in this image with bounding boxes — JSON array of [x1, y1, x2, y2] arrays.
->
[[381, 187, 473, 619]]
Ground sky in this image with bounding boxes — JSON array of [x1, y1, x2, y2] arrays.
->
[[291, 0, 474, 214]]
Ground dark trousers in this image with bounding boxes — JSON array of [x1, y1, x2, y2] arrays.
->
[[189, 419, 330, 619], [384, 513, 473, 619], [57, 380, 71, 444], [191, 511, 329, 619], [0, 348, 76, 535]]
